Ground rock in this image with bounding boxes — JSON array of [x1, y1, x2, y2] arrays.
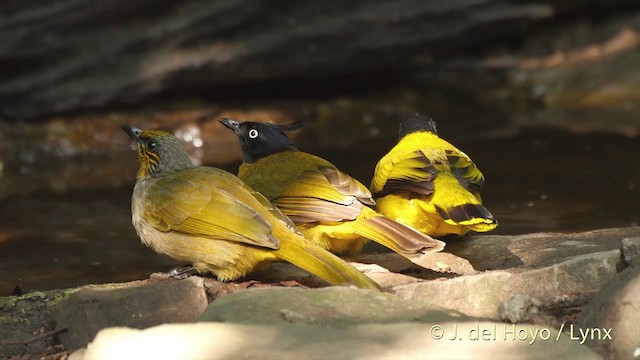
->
[[393, 250, 620, 319], [0, 1, 559, 119], [447, 227, 638, 271], [498, 294, 543, 324], [55, 277, 208, 351], [575, 264, 640, 360], [3, 227, 635, 357], [75, 322, 600, 360], [618, 237, 640, 270], [199, 286, 462, 325]]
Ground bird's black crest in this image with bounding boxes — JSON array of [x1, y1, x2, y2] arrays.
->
[[398, 114, 438, 139]]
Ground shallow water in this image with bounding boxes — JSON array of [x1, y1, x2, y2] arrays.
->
[[1, 120, 639, 296]]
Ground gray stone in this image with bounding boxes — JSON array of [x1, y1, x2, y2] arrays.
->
[[199, 286, 463, 325], [393, 250, 620, 319], [499, 294, 543, 324], [618, 237, 640, 270], [76, 322, 600, 360], [56, 277, 208, 351], [447, 227, 639, 271], [575, 264, 640, 360]]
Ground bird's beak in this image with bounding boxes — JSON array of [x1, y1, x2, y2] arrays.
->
[[219, 118, 242, 134], [122, 124, 143, 142]]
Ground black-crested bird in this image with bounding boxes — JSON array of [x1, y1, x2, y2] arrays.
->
[[370, 114, 497, 237], [219, 118, 445, 264]]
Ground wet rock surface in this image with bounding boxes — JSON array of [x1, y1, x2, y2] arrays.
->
[[2, 227, 637, 358], [0, 289, 74, 358]]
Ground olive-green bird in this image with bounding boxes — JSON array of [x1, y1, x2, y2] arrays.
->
[[219, 118, 445, 263], [371, 114, 497, 237], [121, 125, 380, 290]]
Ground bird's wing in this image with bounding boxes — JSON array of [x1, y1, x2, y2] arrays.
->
[[444, 149, 485, 193], [372, 136, 487, 196], [371, 149, 438, 196], [246, 184, 300, 234], [272, 166, 373, 223], [143, 173, 279, 250]]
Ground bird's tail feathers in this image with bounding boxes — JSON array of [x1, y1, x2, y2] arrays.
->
[[353, 213, 446, 257], [435, 204, 498, 232], [275, 229, 381, 291]]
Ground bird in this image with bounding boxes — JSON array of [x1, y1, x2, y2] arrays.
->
[[219, 118, 445, 264], [370, 114, 497, 237], [121, 124, 380, 290]]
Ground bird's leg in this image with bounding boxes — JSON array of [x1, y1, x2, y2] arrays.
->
[[151, 265, 197, 280], [168, 265, 196, 278]]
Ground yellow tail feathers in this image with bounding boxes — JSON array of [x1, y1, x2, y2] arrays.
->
[[274, 227, 381, 291]]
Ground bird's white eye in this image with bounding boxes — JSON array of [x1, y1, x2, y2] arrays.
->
[[248, 129, 259, 139]]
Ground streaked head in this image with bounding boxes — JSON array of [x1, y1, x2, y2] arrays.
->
[[122, 125, 194, 179], [219, 118, 301, 163], [398, 114, 438, 140]]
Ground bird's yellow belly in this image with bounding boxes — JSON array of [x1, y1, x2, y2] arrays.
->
[[134, 218, 277, 281]]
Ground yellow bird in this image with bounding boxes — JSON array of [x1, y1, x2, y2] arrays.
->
[[371, 114, 497, 237], [219, 118, 445, 262], [122, 125, 380, 290]]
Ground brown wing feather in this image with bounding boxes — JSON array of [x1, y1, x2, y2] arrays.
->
[[274, 196, 362, 223], [318, 166, 375, 206], [273, 166, 372, 224]]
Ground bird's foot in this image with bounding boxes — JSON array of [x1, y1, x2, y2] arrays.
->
[[151, 266, 196, 280]]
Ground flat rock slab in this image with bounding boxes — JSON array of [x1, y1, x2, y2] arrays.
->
[[56, 277, 208, 350], [75, 322, 600, 360], [199, 286, 464, 325], [394, 250, 620, 319], [447, 227, 639, 271]]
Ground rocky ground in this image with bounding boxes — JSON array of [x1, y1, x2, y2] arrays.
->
[[2, 227, 639, 359]]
